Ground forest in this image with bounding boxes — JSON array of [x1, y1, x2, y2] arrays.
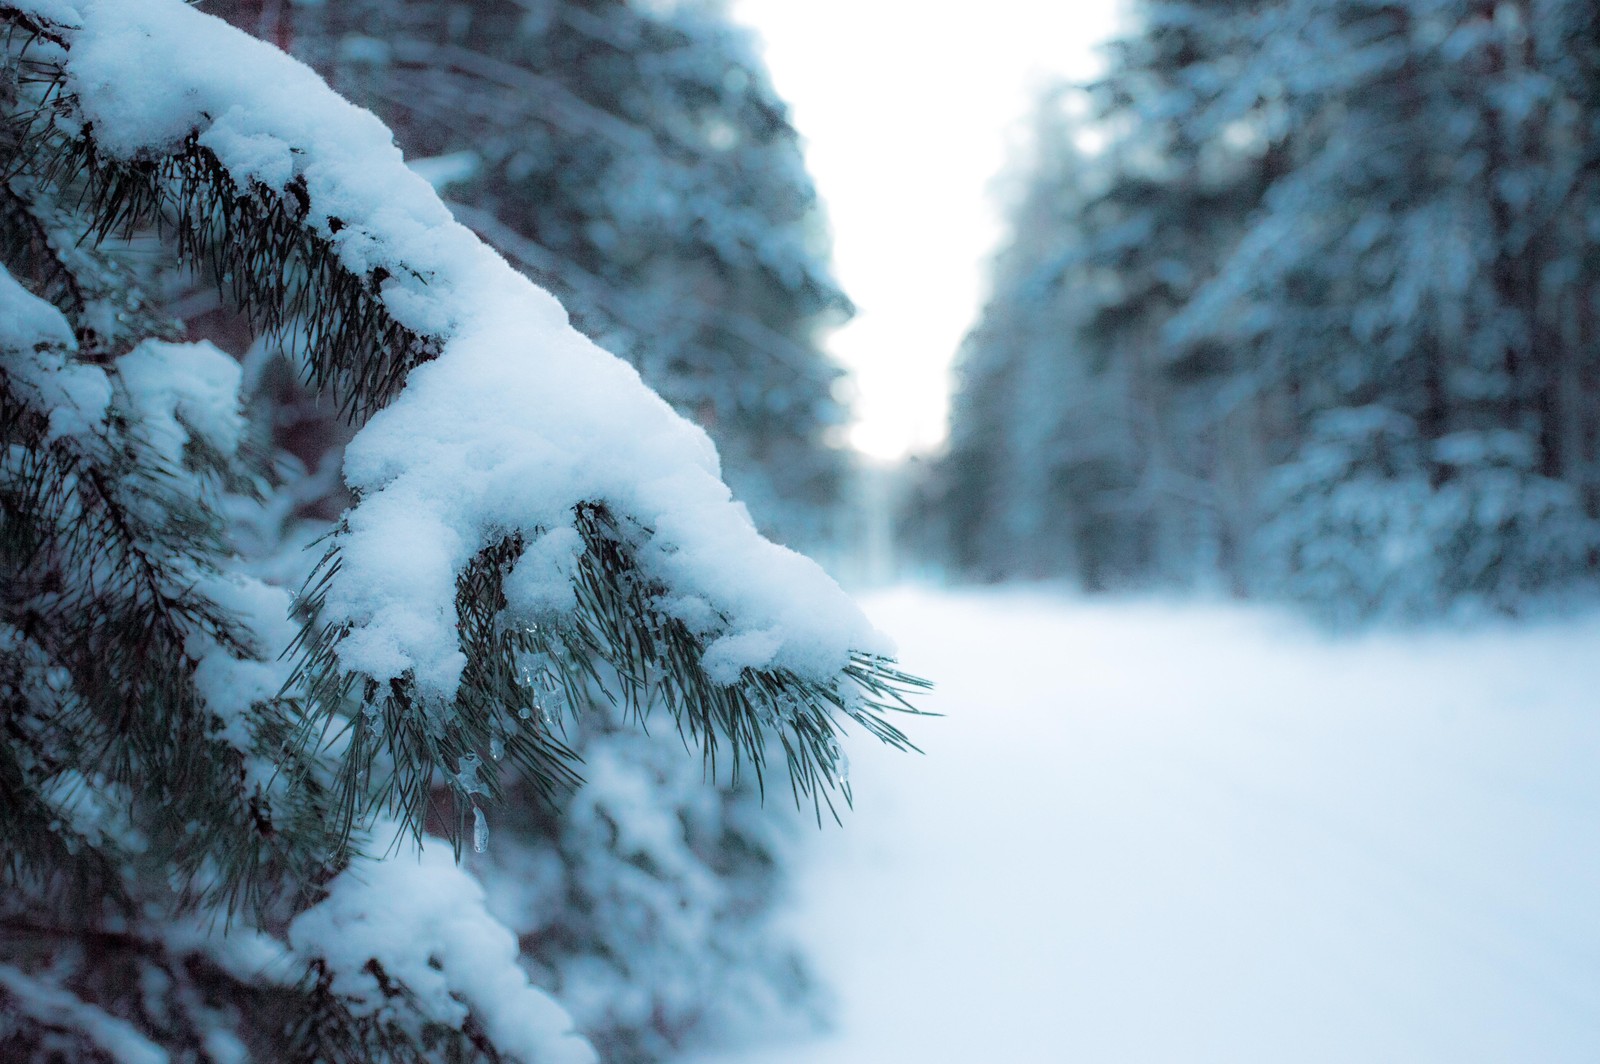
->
[[2, 0, 1597, 1062], [937, 0, 1600, 625]]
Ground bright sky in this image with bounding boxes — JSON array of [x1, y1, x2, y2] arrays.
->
[[731, 1, 1126, 460]]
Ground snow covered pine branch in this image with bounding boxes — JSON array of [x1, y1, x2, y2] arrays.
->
[[0, 1, 926, 1060]]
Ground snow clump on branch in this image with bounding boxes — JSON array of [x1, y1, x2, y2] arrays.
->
[[30, 0, 890, 698]]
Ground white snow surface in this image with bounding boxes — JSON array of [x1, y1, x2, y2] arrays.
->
[[0, 262, 111, 443], [184, 567, 298, 759], [694, 587, 1600, 1064], [114, 340, 245, 467], [25, 0, 889, 697], [0, 262, 75, 349], [288, 835, 596, 1064]]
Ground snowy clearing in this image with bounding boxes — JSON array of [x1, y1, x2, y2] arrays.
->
[[696, 586, 1600, 1063]]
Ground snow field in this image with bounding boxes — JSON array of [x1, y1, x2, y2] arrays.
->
[[697, 587, 1600, 1063]]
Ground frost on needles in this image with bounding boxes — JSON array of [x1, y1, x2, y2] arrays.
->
[[0, 1, 926, 1060]]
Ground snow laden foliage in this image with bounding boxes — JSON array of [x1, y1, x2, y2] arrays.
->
[[1252, 408, 1596, 625], [0, 1, 924, 1060], [225, 0, 852, 551], [478, 704, 822, 1061], [214, 1, 874, 1054], [937, 0, 1600, 622], [288, 838, 593, 1064]]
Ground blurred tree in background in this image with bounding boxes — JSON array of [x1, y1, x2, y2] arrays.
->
[[939, 0, 1600, 623]]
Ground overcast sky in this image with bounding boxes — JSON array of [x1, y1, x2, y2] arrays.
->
[[730, 2, 1127, 460]]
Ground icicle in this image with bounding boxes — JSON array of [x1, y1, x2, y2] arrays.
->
[[769, 692, 803, 728], [454, 752, 485, 795], [542, 682, 568, 711], [824, 734, 849, 785], [472, 806, 489, 854], [489, 736, 504, 761]]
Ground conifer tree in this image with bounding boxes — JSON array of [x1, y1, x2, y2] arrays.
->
[[1166, 0, 1600, 617], [940, 0, 1600, 621], [208, 3, 867, 1054], [0, 2, 924, 1060]]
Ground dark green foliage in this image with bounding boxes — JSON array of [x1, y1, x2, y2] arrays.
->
[[4, 7, 921, 853], [0, 5, 923, 1059]]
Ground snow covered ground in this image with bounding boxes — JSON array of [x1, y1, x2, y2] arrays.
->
[[693, 586, 1600, 1063]]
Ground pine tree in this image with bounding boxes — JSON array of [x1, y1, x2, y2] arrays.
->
[[940, 0, 1600, 620], [0, 2, 924, 1060], [941, 23, 1275, 592], [942, 91, 1120, 583], [1165, 0, 1600, 617], [206, 3, 865, 1055]]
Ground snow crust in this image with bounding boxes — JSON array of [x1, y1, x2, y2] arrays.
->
[[0, 262, 75, 349], [502, 525, 584, 620], [184, 569, 297, 756], [0, 263, 111, 442], [29, 0, 889, 698], [36, 768, 131, 851], [115, 340, 245, 467], [288, 836, 596, 1064]]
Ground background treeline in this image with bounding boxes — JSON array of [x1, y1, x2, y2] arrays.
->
[[935, 0, 1600, 623]]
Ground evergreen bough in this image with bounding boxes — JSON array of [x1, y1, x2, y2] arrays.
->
[[0, 3, 925, 1060]]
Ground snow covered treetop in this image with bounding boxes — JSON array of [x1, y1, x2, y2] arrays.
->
[[2, 0, 922, 829]]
